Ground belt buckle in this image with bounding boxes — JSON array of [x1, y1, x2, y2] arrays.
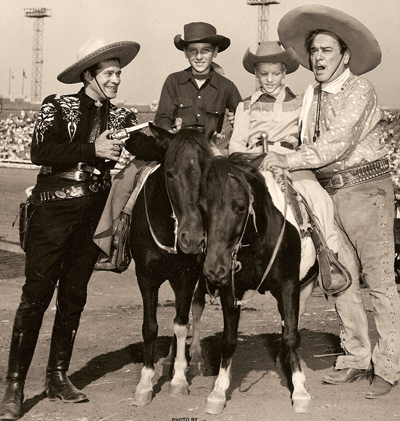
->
[[72, 171, 86, 182], [330, 174, 344, 189], [78, 162, 95, 175]]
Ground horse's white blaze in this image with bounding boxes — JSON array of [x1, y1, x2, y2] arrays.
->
[[171, 323, 189, 385]]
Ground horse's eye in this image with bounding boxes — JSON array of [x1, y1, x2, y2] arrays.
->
[[166, 171, 174, 179], [237, 205, 247, 214]]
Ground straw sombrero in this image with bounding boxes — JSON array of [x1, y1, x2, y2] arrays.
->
[[58, 37, 140, 84], [277, 5, 381, 75], [243, 41, 299, 74], [174, 22, 230, 52]]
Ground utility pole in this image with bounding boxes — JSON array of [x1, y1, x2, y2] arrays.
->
[[24, 8, 52, 102]]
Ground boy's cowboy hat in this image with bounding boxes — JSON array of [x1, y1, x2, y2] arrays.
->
[[174, 22, 230, 52], [243, 41, 299, 74], [58, 37, 140, 84], [278, 5, 381, 75]]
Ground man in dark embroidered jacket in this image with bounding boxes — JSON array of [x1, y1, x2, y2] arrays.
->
[[0, 37, 161, 420]]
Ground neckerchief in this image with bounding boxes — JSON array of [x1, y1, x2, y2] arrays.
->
[[300, 68, 351, 143]]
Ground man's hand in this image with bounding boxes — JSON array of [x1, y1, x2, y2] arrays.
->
[[260, 152, 289, 170], [95, 130, 124, 162]]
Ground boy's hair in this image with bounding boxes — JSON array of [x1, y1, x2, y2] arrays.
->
[[255, 62, 287, 72]]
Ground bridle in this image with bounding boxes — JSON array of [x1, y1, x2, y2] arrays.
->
[[143, 134, 210, 255], [205, 168, 288, 308]]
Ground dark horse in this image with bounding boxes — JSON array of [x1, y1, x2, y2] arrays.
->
[[129, 124, 214, 405], [198, 154, 312, 414]]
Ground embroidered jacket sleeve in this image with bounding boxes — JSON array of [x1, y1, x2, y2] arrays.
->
[[124, 128, 165, 162], [31, 94, 96, 166], [104, 104, 165, 162], [287, 77, 385, 171]]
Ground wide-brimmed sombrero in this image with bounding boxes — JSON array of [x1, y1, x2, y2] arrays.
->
[[277, 5, 381, 75], [174, 22, 230, 52], [58, 37, 140, 84], [243, 41, 299, 74]]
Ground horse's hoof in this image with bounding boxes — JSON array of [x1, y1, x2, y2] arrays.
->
[[292, 398, 311, 413], [132, 390, 153, 406], [205, 398, 226, 415], [170, 383, 189, 397]]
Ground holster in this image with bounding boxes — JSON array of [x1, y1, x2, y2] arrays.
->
[[94, 211, 132, 274], [94, 161, 160, 273], [18, 197, 35, 252]]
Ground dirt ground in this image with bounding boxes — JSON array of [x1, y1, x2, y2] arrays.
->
[[0, 264, 399, 421]]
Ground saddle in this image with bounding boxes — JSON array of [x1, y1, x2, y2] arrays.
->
[[273, 170, 352, 296], [94, 161, 160, 273]]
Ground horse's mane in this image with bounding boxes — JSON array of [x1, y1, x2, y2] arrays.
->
[[202, 154, 268, 206], [165, 128, 214, 167]]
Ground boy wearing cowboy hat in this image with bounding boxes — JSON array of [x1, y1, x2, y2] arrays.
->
[[263, 5, 400, 398], [229, 41, 350, 296], [155, 22, 241, 142], [0, 37, 162, 420]]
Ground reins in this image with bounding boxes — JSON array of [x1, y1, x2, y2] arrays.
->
[[204, 168, 289, 307], [144, 171, 179, 254]]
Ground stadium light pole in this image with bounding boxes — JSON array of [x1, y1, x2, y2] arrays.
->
[[247, 0, 281, 88], [24, 8, 52, 103], [246, 0, 281, 44]]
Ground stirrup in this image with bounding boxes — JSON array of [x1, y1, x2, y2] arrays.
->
[[318, 247, 352, 295]]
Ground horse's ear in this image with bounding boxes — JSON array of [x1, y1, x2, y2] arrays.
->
[[149, 123, 175, 150], [206, 129, 217, 141], [247, 153, 266, 169]]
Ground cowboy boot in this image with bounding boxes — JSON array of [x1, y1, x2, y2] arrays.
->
[[45, 324, 88, 403], [0, 315, 41, 420]]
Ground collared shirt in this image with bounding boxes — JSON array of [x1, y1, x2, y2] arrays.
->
[[155, 67, 242, 135], [229, 86, 302, 155], [31, 88, 162, 187], [287, 73, 387, 173]]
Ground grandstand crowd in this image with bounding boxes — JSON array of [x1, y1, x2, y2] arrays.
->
[[0, 112, 37, 161], [0, 108, 399, 170], [0, 110, 136, 167]]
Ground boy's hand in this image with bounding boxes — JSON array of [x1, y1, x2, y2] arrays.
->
[[260, 152, 289, 170], [226, 111, 235, 127]]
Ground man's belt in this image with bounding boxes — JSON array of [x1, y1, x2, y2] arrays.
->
[[39, 163, 102, 182], [316, 157, 390, 194], [253, 140, 295, 150], [31, 180, 111, 204]]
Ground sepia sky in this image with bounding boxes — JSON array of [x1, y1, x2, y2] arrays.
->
[[1, 0, 399, 108]]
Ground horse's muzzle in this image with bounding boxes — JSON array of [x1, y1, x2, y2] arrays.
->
[[203, 264, 230, 287], [178, 231, 205, 255]]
